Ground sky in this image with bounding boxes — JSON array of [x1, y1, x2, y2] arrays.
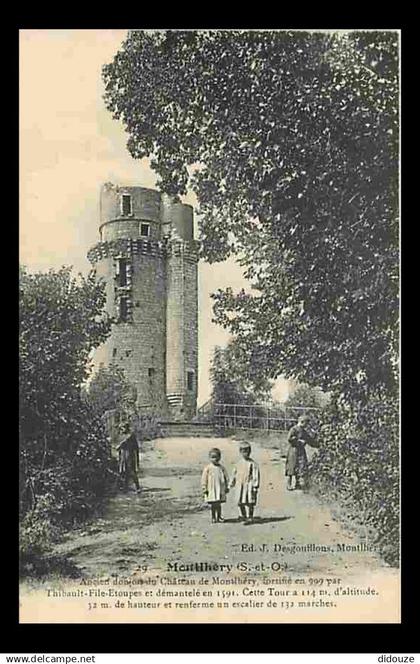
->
[[19, 29, 290, 405]]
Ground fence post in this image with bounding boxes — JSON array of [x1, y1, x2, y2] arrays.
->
[[234, 403, 237, 429]]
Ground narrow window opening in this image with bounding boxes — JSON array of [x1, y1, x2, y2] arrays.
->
[[120, 297, 128, 322], [118, 258, 128, 287], [148, 368, 155, 379], [140, 223, 150, 237], [187, 371, 194, 392], [121, 194, 132, 216], [112, 348, 117, 358]]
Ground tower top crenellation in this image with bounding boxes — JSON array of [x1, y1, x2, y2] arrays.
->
[[99, 182, 194, 242]]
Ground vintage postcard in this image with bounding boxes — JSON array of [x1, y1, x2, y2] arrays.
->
[[19, 28, 400, 623]]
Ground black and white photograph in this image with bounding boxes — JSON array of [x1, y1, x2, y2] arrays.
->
[[19, 28, 400, 624]]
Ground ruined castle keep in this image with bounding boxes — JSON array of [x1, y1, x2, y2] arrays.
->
[[88, 183, 199, 420]]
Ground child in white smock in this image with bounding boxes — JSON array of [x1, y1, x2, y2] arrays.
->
[[230, 442, 260, 523], [201, 448, 230, 523]]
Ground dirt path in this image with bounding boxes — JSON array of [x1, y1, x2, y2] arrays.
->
[[52, 436, 396, 581]]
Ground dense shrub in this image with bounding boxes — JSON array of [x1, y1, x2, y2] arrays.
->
[[19, 509, 81, 577], [19, 413, 113, 575], [86, 363, 136, 420], [19, 266, 114, 575], [135, 414, 163, 441], [309, 390, 399, 565], [86, 363, 163, 449], [285, 384, 327, 411]]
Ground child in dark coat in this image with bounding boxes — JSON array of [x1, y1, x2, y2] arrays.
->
[[285, 415, 315, 490], [116, 424, 141, 493]]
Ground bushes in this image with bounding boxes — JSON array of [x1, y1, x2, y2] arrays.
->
[[19, 510, 81, 577], [19, 405, 115, 576], [309, 391, 399, 565], [135, 414, 163, 441], [19, 509, 60, 569], [86, 363, 163, 452], [285, 384, 328, 411], [19, 266, 114, 576]]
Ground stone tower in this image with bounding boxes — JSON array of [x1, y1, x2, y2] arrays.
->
[[88, 183, 199, 420]]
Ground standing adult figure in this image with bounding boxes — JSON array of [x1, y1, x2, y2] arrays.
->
[[285, 415, 316, 491], [116, 422, 141, 493]]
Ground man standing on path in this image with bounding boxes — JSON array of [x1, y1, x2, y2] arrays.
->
[[116, 422, 141, 493]]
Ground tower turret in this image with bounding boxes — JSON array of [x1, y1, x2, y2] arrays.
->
[[164, 201, 198, 419], [88, 182, 198, 420]]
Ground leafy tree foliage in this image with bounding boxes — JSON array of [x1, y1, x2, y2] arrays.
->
[[19, 266, 113, 571], [210, 340, 272, 406], [86, 363, 137, 422], [86, 363, 163, 444], [103, 29, 398, 402], [103, 30, 399, 561], [285, 384, 327, 411], [209, 342, 272, 429], [210, 345, 243, 407], [310, 390, 399, 565]]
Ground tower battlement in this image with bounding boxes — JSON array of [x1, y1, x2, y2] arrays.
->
[[88, 183, 199, 420]]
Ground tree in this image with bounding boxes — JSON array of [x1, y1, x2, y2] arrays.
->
[[210, 341, 272, 405], [103, 30, 399, 562], [19, 266, 112, 525], [210, 345, 240, 406], [86, 363, 137, 419], [285, 384, 326, 411], [209, 342, 272, 429], [210, 339, 273, 404], [103, 30, 398, 403], [85, 363, 139, 447]]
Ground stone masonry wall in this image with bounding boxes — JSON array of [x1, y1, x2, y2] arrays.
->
[[91, 241, 168, 415], [165, 246, 185, 400], [100, 183, 161, 226], [101, 219, 160, 242], [165, 240, 198, 419], [181, 252, 198, 417], [89, 184, 198, 421]]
